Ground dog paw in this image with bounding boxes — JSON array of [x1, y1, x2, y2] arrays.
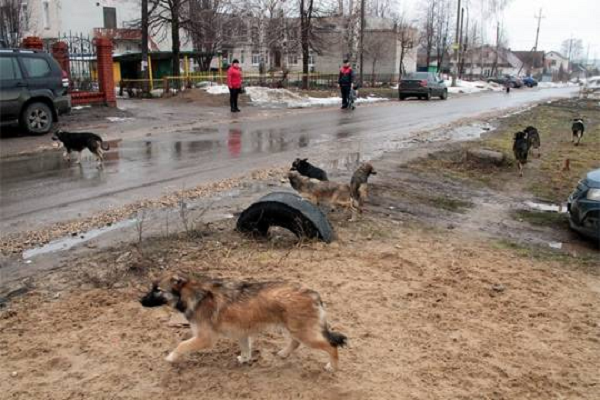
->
[[324, 362, 336, 373], [165, 352, 179, 363]]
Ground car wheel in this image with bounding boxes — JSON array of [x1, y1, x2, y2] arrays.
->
[[424, 90, 431, 101], [440, 90, 448, 100], [399, 94, 405, 101], [510, 82, 516, 88], [21, 102, 53, 135]]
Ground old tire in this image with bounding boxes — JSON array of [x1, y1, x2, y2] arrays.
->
[[21, 102, 53, 135], [236, 192, 334, 243], [424, 90, 432, 101]]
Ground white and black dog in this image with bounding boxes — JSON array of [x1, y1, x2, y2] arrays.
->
[[571, 119, 585, 146], [52, 130, 110, 166]]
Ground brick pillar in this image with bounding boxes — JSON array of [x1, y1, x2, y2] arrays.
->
[[22, 36, 44, 50], [51, 41, 70, 78], [95, 37, 116, 107]]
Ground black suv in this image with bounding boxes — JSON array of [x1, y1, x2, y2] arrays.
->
[[0, 49, 71, 134]]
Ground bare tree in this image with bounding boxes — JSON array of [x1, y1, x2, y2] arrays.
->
[[363, 31, 387, 85], [395, 13, 416, 77], [0, 0, 30, 48], [434, 0, 452, 74], [420, 0, 436, 70], [561, 38, 584, 63], [185, 0, 238, 71]]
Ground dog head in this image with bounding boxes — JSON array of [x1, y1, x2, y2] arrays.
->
[[362, 162, 377, 176], [140, 275, 188, 308], [572, 118, 583, 124], [514, 131, 527, 141], [291, 158, 309, 171], [52, 129, 66, 142], [524, 126, 537, 134], [287, 170, 307, 190]]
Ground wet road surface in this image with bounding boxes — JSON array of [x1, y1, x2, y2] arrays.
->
[[0, 88, 576, 234]]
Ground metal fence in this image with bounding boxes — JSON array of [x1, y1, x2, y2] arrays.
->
[[44, 32, 99, 92], [120, 71, 398, 97]]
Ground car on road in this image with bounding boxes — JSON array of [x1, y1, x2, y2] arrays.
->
[[567, 168, 600, 242], [521, 76, 538, 87], [0, 49, 71, 134], [399, 72, 448, 101], [487, 75, 523, 88]]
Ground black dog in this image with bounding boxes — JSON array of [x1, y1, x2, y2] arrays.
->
[[524, 126, 541, 157], [52, 130, 110, 166], [513, 131, 529, 177], [291, 158, 329, 181], [571, 119, 585, 146]]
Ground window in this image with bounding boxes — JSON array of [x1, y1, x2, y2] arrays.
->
[[21, 57, 51, 78], [252, 52, 261, 66], [22, 3, 29, 30], [0, 57, 22, 80], [103, 7, 117, 29], [42, 1, 50, 29], [308, 53, 315, 65], [288, 54, 298, 65], [240, 50, 245, 64]]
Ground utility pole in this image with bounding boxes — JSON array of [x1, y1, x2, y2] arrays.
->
[[141, 0, 149, 94], [458, 7, 464, 79], [532, 8, 544, 52], [359, 0, 365, 84], [451, 0, 461, 87]]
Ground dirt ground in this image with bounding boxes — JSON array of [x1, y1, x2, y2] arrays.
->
[[1, 98, 599, 399]]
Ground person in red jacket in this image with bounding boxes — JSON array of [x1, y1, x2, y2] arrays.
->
[[338, 59, 354, 109], [227, 59, 243, 112]]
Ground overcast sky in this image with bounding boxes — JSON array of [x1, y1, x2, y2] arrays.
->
[[403, 0, 600, 60]]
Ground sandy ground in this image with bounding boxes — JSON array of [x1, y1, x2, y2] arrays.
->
[[1, 214, 599, 400]]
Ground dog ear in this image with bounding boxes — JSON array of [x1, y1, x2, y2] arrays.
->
[[302, 158, 308, 162], [171, 275, 188, 290]]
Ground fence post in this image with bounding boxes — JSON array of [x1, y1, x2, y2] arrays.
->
[[51, 41, 70, 79], [95, 37, 116, 107], [21, 36, 44, 50]]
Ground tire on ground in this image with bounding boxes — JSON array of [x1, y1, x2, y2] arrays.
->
[[236, 192, 334, 243]]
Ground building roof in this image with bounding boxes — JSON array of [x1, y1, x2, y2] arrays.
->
[[546, 51, 567, 60], [512, 51, 545, 68]]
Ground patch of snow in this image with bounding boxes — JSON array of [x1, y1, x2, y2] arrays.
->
[[72, 105, 91, 110], [524, 201, 567, 213], [548, 242, 563, 250], [206, 85, 388, 108], [537, 81, 578, 88], [205, 85, 230, 95], [106, 117, 135, 123], [444, 79, 503, 94]]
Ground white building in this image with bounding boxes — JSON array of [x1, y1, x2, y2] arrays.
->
[[545, 51, 569, 73], [23, 0, 190, 53]]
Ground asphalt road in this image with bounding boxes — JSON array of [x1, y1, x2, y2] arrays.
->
[[0, 87, 576, 234]]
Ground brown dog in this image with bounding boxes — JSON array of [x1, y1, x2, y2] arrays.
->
[[350, 162, 377, 212], [288, 171, 353, 210], [140, 275, 347, 372]]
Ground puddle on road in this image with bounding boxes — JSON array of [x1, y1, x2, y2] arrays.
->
[[22, 219, 136, 259]]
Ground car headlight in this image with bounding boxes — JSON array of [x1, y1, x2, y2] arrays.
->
[[587, 189, 600, 201]]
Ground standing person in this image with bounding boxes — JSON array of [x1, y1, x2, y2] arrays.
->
[[338, 59, 354, 109], [227, 59, 242, 112], [504, 78, 511, 94]]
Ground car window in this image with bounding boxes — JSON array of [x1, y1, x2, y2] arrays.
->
[[20, 57, 51, 78], [406, 72, 429, 80], [0, 57, 22, 80]]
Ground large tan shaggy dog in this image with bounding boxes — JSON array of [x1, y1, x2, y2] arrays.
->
[[140, 275, 347, 371]]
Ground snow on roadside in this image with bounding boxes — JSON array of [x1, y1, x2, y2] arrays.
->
[[205, 85, 388, 108], [537, 81, 578, 88], [444, 79, 503, 94]]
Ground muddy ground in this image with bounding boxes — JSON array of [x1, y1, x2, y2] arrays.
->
[[1, 99, 599, 399]]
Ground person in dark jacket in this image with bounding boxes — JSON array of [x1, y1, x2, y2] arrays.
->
[[338, 59, 354, 109], [227, 59, 243, 112]]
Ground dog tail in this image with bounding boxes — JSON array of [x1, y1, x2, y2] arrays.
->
[[100, 140, 110, 151], [323, 327, 347, 348]]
